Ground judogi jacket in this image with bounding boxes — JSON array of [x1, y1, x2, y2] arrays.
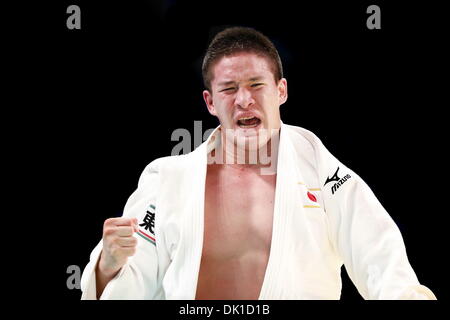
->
[[80, 122, 436, 300]]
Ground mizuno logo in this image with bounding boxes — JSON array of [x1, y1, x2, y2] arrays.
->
[[324, 167, 352, 195], [324, 167, 341, 186]]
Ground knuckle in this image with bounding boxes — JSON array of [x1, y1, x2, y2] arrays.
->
[[120, 217, 130, 224], [103, 227, 115, 237], [104, 218, 114, 227]]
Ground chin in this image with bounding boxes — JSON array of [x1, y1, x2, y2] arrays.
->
[[229, 125, 273, 151]]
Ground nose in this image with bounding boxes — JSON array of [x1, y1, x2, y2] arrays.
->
[[234, 87, 255, 109]]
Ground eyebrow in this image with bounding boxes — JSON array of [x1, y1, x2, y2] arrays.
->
[[217, 76, 265, 87], [217, 80, 236, 87], [248, 76, 264, 82]]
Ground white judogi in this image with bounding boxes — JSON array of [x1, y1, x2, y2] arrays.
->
[[80, 122, 436, 300]]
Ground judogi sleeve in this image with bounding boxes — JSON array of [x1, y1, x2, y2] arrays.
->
[[80, 159, 167, 299], [314, 139, 437, 300]]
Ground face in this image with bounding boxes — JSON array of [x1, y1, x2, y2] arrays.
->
[[203, 52, 287, 149]]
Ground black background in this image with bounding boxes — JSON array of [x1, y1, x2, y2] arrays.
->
[[14, 0, 447, 305]]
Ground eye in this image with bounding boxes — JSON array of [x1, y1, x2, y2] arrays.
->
[[219, 87, 237, 93], [251, 83, 264, 88]]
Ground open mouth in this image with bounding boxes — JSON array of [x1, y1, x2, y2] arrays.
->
[[236, 116, 261, 128]]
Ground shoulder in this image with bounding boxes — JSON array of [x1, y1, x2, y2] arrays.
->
[[282, 123, 353, 188], [282, 123, 330, 171], [282, 123, 325, 152], [137, 146, 204, 186]]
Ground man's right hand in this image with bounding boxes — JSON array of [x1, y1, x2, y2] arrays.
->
[[97, 217, 139, 280]]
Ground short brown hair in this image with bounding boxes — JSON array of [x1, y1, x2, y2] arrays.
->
[[202, 26, 284, 91]]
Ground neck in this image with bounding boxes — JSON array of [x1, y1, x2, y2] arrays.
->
[[208, 128, 280, 175]]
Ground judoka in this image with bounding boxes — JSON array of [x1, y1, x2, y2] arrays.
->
[[80, 26, 436, 300]]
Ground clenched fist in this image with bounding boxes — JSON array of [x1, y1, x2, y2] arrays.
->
[[96, 217, 139, 290]]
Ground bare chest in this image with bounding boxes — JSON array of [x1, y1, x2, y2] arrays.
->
[[195, 165, 276, 299]]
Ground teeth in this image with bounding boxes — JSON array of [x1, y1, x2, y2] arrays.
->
[[238, 116, 255, 121]]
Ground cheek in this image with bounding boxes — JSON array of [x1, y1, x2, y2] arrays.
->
[[259, 87, 278, 102], [215, 97, 234, 112], [260, 97, 281, 125], [259, 91, 279, 110], [212, 99, 233, 120]]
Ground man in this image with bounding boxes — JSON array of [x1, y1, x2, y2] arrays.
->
[[80, 27, 436, 300]]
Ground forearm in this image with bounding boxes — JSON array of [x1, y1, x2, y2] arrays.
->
[[95, 251, 121, 299]]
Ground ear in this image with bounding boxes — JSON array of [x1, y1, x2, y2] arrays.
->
[[203, 89, 217, 116], [278, 78, 288, 105]]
